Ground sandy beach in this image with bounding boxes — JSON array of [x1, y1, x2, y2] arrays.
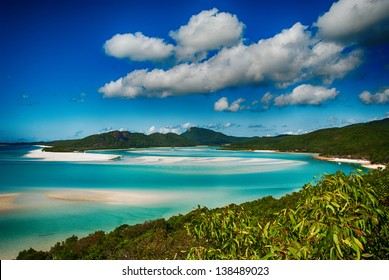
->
[[45, 189, 181, 206], [0, 193, 20, 211], [24, 147, 121, 162], [313, 155, 386, 169]]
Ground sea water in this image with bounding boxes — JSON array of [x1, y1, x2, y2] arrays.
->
[[0, 146, 362, 259]]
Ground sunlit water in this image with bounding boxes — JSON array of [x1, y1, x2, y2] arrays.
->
[[0, 145, 363, 259]]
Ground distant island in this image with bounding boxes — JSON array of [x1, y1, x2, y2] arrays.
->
[[26, 118, 389, 165]]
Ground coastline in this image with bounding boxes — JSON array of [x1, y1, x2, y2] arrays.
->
[[313, 155, 386, 169], [24, 147, 121, 161]]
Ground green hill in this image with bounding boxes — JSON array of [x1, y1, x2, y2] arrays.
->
[[44, 130, 196, 152], [43, 127, 249, 152], [227, 118, 389, 164], [181, 127, 249, 145]]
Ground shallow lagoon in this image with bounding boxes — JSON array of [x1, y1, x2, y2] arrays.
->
[[0, 146, 362, 259]]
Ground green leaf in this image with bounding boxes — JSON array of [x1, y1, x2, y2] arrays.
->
[[326, 204, 335, 214], [333, 233, 339, 245], [353, 237, 364, 251]]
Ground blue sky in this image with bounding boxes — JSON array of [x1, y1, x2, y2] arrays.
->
[[1, 0, 389, 142]]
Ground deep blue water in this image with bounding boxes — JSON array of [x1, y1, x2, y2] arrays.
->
[[0, 145, 362, 259]]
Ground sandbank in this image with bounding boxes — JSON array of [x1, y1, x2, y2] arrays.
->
[[313, 155, 386, 169], [0, 193, 20, 211], [45, 189, 181, 205], [24, 148, 121, 162]]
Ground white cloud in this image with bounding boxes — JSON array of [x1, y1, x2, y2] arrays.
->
[[159, 126, 181, 134], [304, 41, 362, 84], [316, 0, 389, 45], [100, 127, 113, 134], [100, 14, 361, 99], [359, 88, 389, 104], [147, 125, 157, 135], [260, 92, 274, 104], [147, 125, 181, 134], [170, 8, 244, 62], [214, 97, 245, 112], [204, 122, 239, 130], [274, 84, 338, 106], [283, 129, 308, 135], [181, 122, 196, 130], [214, 97, 229, 111], [104, 32, 174, 61]]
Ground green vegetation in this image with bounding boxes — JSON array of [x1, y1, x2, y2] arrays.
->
[[43, 127, 248, 152], [181, 127, 248, 145], [43, 131, 196, 152], [17, 167, 389, 260], [226, 118, 389, 164]]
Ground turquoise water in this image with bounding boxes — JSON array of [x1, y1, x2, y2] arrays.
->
[[0, 146, 362, 259]]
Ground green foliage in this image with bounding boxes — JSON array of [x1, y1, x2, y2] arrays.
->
[[227, 118, 389, 164], [187, 207, 254, 259], [181, 127, 249, 145], [44, 130, 197, 152], [17, 168, 389, 260], [187, 170, 389, 260], [16, 248, 50, 260]]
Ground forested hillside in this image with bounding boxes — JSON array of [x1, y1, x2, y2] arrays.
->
[[226, 118, 389, 164]]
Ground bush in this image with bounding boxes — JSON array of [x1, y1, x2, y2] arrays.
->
[[187, 170, 389, 260]]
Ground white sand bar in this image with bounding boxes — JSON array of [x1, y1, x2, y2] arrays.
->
[[25, 148, 121, 162], [45, 189, 182, 206], [0, 193, 20, 212]]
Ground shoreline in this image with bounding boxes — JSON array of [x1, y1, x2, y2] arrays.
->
[[24, 147, 122, 162], [313, 155, 386, 169]]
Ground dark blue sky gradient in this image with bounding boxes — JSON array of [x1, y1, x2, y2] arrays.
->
[[1, 0, 388, 141]]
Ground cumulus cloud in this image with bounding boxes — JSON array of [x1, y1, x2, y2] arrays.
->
[[182, 122, 197, 130], [104, 32, 174, 61], [159, 126, 181, 134], [170, 8, 244, 61], [316, 0, 389, 45], [147, 125, 181, 134], [214, 97, 246, 112], [274, 84, 338, 106], [146, 125, 157, 134], [359, 88, 389, 104], [100, 21, 361, 99]]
